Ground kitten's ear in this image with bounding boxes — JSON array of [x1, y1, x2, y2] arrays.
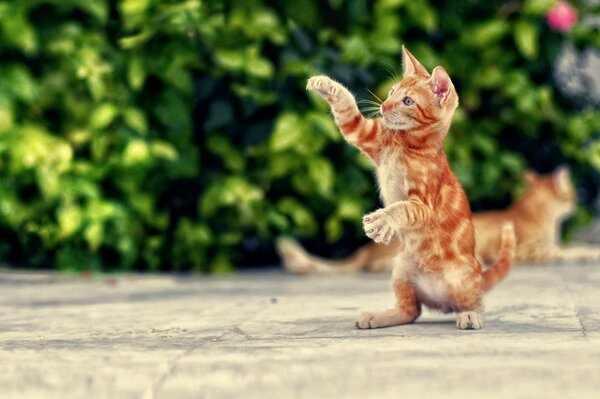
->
[[427, 66, 453, 105], [553, 165, 572, 193], [402, 45, 430, 77], [524, 170, 538, 185]]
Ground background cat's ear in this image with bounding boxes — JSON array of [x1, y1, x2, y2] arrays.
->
[[553, 165, 572, 193], [427, 66, 453, 105], [402, 45, 430, 77], [524, 170, 537, 185]]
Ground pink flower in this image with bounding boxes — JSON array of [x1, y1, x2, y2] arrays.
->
[[546, 1, 578, 32]]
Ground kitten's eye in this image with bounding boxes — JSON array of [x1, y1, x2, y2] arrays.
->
[[402, 97, 414, 106]]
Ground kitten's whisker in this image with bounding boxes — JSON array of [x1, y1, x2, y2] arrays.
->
[[379, 61, 401, 82], [358, 99, 382, 105], [365, 88, 383, 104], [361, 112, 381, 116], [358, 99, 382, 107], [366, 110, 382, 118], [376, 67, 396, 83], [361, 109, 382, 115]]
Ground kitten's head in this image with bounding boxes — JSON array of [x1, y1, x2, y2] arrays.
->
[[380, 46, 459, 133], [523, 166, 577, 220]]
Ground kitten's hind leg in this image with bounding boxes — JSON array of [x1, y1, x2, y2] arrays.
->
[[444, 270, 486, 330], [355, 281, 421, 329]]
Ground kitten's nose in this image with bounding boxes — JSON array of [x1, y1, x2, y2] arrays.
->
[[381, 102, 393, 112]]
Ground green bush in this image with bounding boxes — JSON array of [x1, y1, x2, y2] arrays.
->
[[0, 0, 599, 272]]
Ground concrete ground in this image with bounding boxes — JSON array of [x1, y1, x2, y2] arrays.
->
[[1, 262, 600, 399]]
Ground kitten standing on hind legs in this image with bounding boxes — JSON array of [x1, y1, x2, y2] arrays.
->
[[306, 46, 516, 330]]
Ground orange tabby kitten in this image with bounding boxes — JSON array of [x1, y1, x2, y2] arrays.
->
[[278, 167, 599, 275], [306, 46, 515, 330]]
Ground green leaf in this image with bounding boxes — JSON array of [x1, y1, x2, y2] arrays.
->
[[306, 112, 340, 142], [200, 177, 263, 217], [150, 141, 179, 161], [590, 141, 600, 170], [123, 107, 148, 134], [468, 20, 510, 47], [246, 57, 274, 79], [89, 103, 119, 130], [246, 47, 274, 79], [342, 35, 372, 65], [119, 0, 152, 29], [307, 157, 334, 196], [514, 20, 539, 60], [2, 66, 38, 103], [127, 54, 146, 90], [276, 197, 317, 235], [268, 153, 299, 178], [122, 139, 151, 166], [0, 5, 37, 53], [325, 216, 342, 241], [119, 28, 153, 48], [500, 153, 524, 172], [522, 0, 557, 15], [214, 48, 245, 72], [269, 112, 304, 152], [206, 135, 245, 171], [406, 1, 438, 32], [0, 97, 14, 132], [336, 196, 364, 220], [57, 204, 83, 238]]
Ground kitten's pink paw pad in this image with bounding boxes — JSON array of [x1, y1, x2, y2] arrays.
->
[[363, 209, 395, 244], [456, 311, 484, 330]]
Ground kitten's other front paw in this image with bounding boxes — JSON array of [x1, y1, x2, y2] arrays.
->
[[363, 209, 396, 244], [456, 311, 484, 330], [306, 75, 342, 103]]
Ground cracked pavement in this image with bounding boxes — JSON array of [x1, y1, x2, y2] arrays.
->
[[1, 263, 600, 399]]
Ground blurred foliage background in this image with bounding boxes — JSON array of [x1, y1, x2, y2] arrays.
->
[[0, 0, 599, 272]]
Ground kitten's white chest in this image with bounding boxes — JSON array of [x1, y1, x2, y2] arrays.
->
[[376, 152, 409, 206]]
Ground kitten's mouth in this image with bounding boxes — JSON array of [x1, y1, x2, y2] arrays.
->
[[382, 117, 405, 131]]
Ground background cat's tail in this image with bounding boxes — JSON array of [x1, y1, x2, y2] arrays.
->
[[483, 222, 516, 291], [276, 237, 371, 275]]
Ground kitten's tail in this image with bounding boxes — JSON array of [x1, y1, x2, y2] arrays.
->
[[482, 222, 516, 292], [276, 237, 371, 275]]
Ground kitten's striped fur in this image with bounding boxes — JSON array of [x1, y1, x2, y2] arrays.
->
[[306, 46, 515, 330]]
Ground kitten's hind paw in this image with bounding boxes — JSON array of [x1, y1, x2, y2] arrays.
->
[[456, 311, 484, 330]]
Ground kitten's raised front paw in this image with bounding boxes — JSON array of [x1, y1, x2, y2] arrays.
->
[[363, 209, 396, 244], [306, 75, 342, 104], [456, 311, 484, 330]]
